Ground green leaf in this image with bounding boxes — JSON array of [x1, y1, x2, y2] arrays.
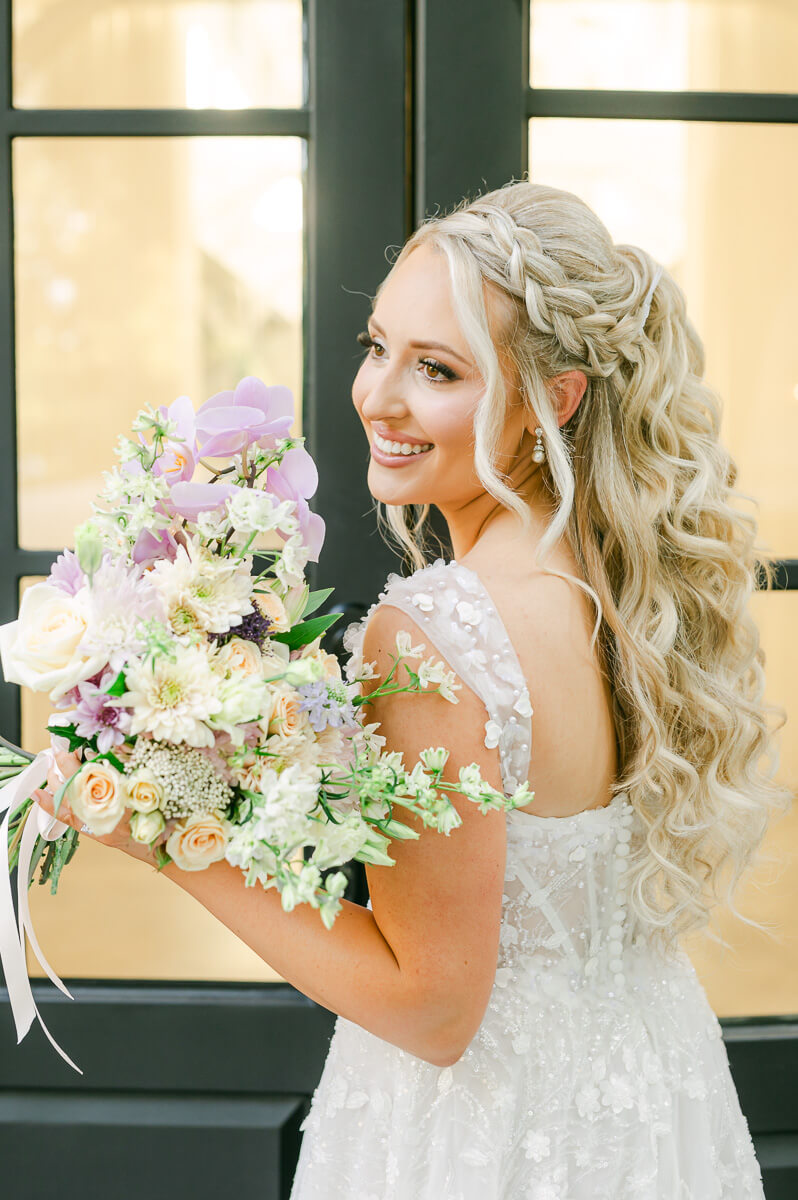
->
[[104, 670, 127, 697], [300, 587, 335, 620], [45, 722, 93, 754], [93, 750, 125, 773], [270, 610, 342, 650]]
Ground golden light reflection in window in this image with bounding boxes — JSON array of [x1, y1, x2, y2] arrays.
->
[[530, 0, 798, 94], [15, 135, 304, 551], [13, 0, 303, 109]]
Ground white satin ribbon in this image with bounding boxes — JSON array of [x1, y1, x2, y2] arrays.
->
[[0, 746, 83, 1074]]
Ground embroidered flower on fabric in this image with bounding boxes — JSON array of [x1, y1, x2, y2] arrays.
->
[[599, 1072, 636, 1114], [455, 599, 482, 626], [410, 591, 434, 612], [484, 718, 503, 748], [513, 691, 534, 718], [523, 1129, 551, 1162], [682, 1074, 708, 1101], [512, 1032, 531, 1055], [575, 1082, 601, 1119]]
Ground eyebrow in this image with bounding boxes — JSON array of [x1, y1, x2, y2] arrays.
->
[[368, 318, 470, 367]]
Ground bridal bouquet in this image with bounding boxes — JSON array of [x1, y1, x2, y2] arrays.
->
[[0, 376, 532, 1072]]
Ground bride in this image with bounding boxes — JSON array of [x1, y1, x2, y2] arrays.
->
[[36, 181, 788, 1197]]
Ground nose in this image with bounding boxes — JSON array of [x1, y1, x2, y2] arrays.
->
[[357, 367, 410, 425]]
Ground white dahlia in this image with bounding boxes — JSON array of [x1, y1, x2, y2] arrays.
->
[[122, 643, 222, 747]]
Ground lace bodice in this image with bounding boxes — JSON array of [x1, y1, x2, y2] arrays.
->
[[290, 557, 765, 1200], [343, 556, 647, 997]]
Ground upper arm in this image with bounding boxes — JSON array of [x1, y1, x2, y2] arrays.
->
[[359, 601, 507, 1061]]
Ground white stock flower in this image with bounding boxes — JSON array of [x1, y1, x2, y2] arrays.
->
[[226, 489, 296, 536], [122, 643, 222, 747], [273, 534, 309, 589], [395, 630, 425, 659], [0, 582, 106, 701], [417, 658, 461, 702]]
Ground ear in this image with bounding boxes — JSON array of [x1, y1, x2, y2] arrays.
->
[[546, 370, 587, 427]]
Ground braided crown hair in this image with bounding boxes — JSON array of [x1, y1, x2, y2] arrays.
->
[[374, 179, 791, 958]]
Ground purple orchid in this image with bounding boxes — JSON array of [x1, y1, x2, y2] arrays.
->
[[132, 524, 180, 566], [153, 394, 197, 483], [167, 481, 237, 520], [264, 447, 325, 561], [195, 376, 295, 458]]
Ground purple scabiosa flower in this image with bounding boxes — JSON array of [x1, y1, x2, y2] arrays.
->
[[297, 680, 357, 733], [47, 549, 87, 596], [73, 669, 131, 752], [210, 606, 273, 649]]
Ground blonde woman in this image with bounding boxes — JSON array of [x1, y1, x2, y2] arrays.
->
[[37, 181, 790, 1197]]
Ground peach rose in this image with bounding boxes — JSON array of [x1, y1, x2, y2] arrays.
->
[[255, 590, 290, 634], [67, 760, 127, 836], [126, 768, 164, 814], [266, 685, 310, 740], [165, 812, 229, 872]]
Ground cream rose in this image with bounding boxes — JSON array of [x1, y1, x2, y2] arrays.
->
[[129, 809, 166, 844], [126, 768, 164, 814], [67, 760, 127, 836], [255, 590, 290, 633], [0, 582, 105, 701], [213, 636, 265, 681], [165, 812, 229, 872], [266, 685, 310, 741]]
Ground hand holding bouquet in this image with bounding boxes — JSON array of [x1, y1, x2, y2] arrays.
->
[[0, 376, 533, 1073]]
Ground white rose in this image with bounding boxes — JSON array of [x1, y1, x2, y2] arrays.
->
[[67, 760, 127, 835], [207, 675, 268, 743], [130, 810, 166, 844], [0, 582, 105, 701], [165, 812, 229, 872], [126, 768, 164, 814], [282, 655, 325, 687]]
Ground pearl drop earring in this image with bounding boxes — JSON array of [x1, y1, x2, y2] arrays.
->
[[531, 426, 546, 464]]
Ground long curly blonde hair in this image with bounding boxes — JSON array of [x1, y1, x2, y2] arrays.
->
[[373, 179, 793, 958]]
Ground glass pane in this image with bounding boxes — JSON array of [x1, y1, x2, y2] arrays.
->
[[20, 577, 283, 982], [529, 0, 798, 93], [528, 117, 798, 559], [15, 135, 303, 550], [14, 0, 303, 108]]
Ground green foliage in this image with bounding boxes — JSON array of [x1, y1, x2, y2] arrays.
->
[[271, 610, 342, 650]]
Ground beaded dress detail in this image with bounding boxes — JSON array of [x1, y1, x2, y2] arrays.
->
[[289, 558, 765, 1200]]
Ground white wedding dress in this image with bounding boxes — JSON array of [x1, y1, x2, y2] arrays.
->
[[289, 558, 765, 1200]]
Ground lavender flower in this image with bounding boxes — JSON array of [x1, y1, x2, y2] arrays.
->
[[210, 606, 273, 649], [73, 669, 131, 752], [297, 680, 357, 733], [47, 549, 86, 596]]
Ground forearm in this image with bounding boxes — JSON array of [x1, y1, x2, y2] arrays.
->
[[157, 856, 450, 1066]]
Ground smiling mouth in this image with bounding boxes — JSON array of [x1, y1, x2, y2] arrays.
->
[[372, 432, 434, 457]]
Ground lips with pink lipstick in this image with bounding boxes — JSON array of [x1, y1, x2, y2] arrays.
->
[[370, 427, 434, 468]]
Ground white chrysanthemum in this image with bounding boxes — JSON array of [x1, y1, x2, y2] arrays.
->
[[122, 643, 222, 747], [149, 536, 254, 635]]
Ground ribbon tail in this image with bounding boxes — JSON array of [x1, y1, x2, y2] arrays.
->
[[0, 748, 83, 1074]]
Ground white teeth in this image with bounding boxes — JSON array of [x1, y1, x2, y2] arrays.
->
[[373, 432, 433, 456]]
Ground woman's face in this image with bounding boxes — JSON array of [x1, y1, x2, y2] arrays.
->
[[351, 241, 527, 510]]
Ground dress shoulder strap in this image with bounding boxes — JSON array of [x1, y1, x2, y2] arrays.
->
[[342, 558, 533, 798]]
